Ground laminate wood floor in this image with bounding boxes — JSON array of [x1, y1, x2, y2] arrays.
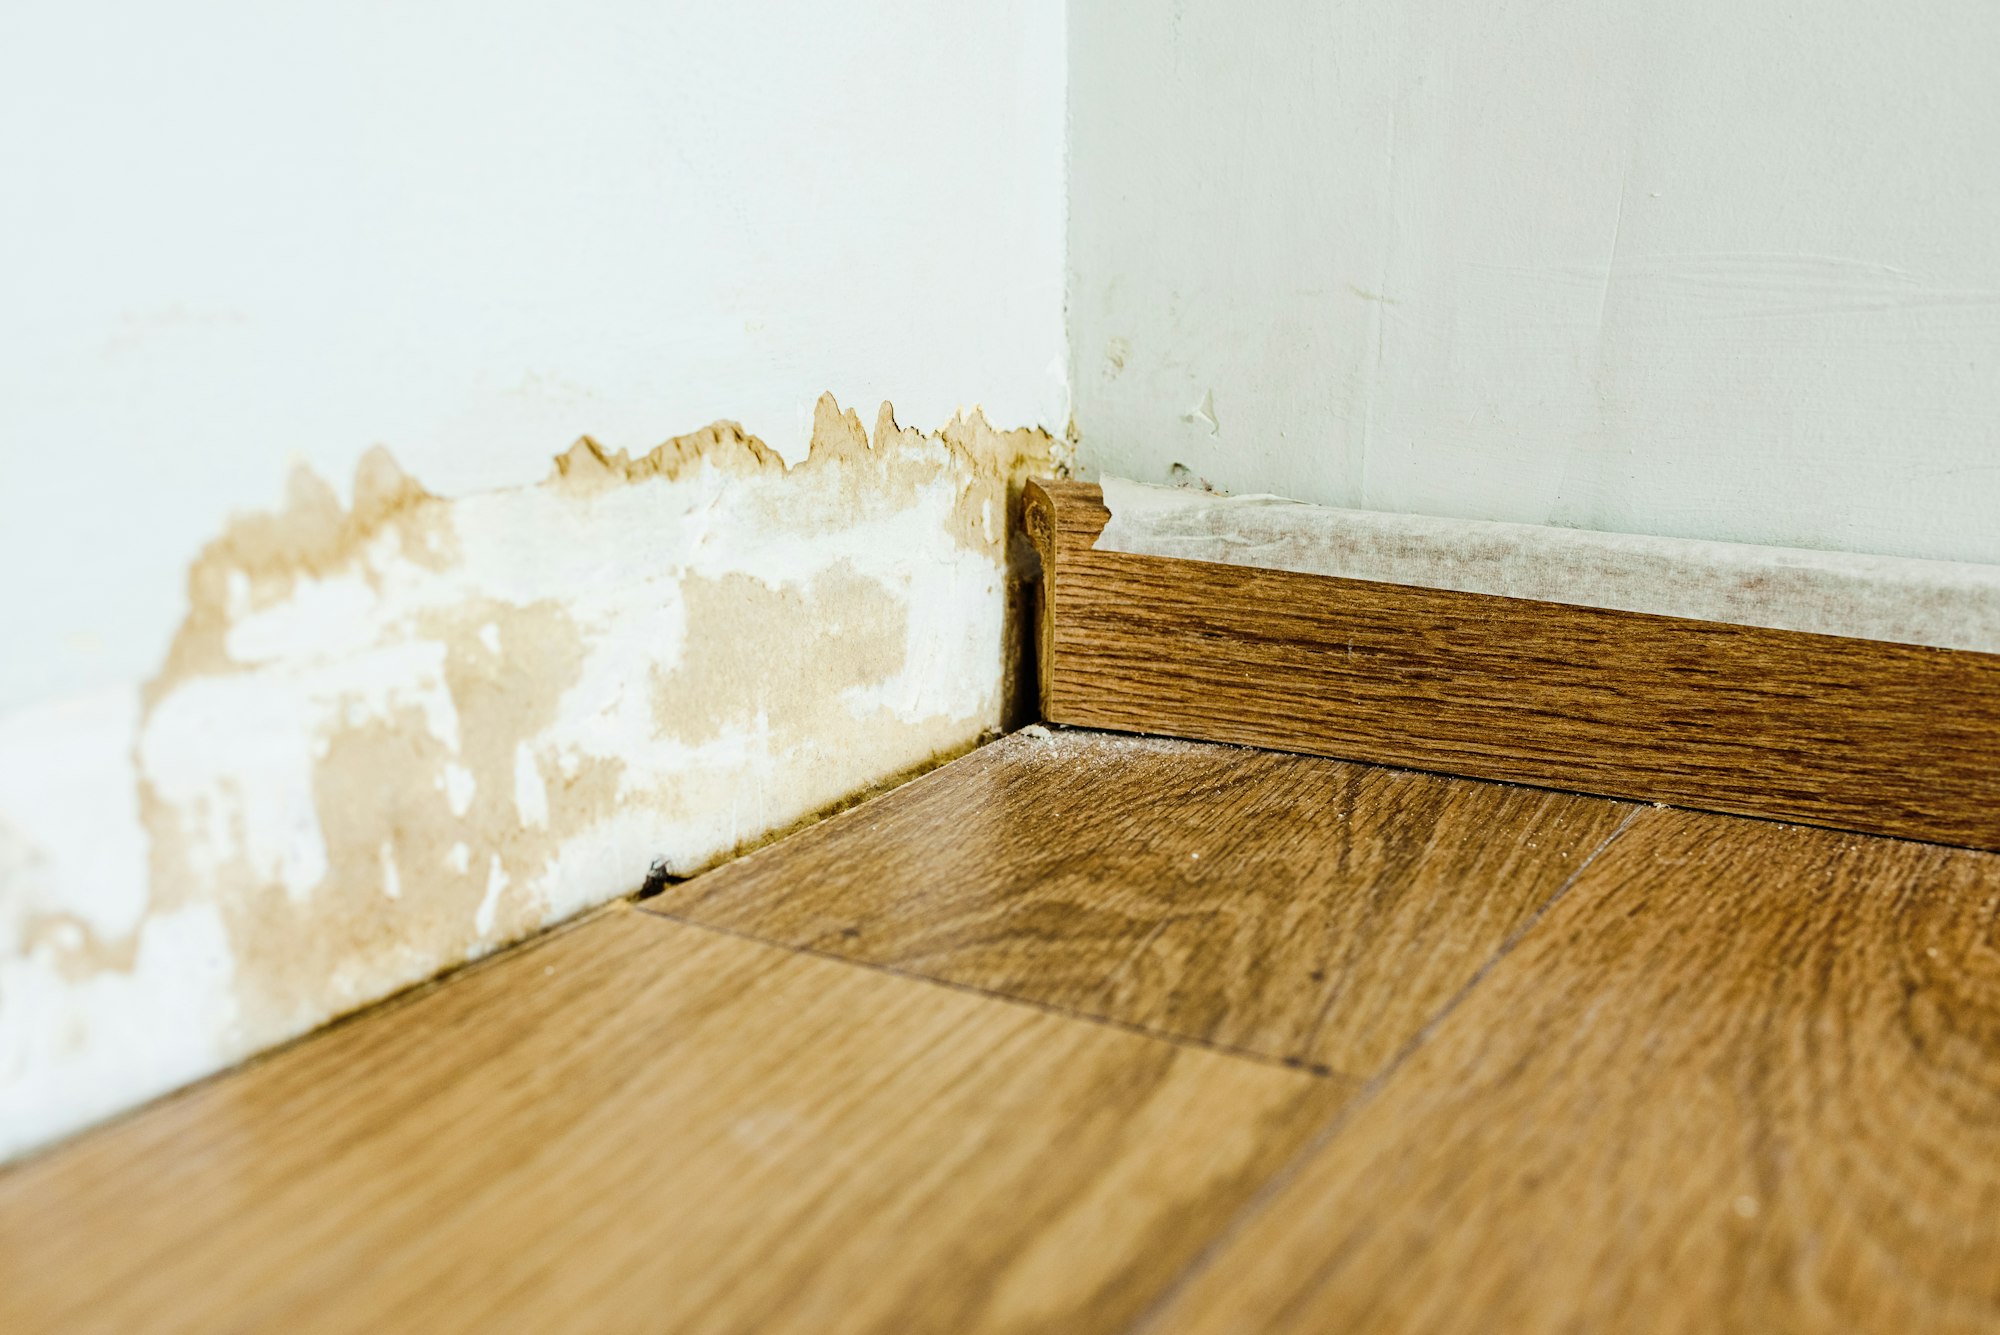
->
[[649, 730, 1636, 1077], [0, 908, 1349, 1335], [1144, 806, 2000, 1335], [4, 727, 1998, 1334]]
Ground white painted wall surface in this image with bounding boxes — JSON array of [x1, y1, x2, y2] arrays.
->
[[0, 0, 1066, 714], [1068, 0, 2000, 565]]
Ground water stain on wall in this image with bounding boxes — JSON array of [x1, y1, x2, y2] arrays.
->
[[145, 447, 455, 709], [2, 394, 1059, 1159], [656, 567, 909, 748]]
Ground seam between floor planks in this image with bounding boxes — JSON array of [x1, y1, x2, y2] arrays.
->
[[645, 905, 1343, 1078], [1142, 808, 2000, 1333], [0, 731, 1656, 1335], [1118, 802, 1646, 1335], [646, 778, 1651, 1086], [10, 727, 1988, 1332], [0, 903, 1356, 1334], [646, 728, 1642, 1081]]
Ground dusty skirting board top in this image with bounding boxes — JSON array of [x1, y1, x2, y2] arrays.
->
[[1029, 480, 2000, 853], [1097, 477, 2000, 654]]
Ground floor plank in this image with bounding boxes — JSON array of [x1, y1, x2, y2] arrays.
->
[[0, 907, 1350, 1335], [648, 729, 1635, 1078], [1145, 807, 2000, 1335]]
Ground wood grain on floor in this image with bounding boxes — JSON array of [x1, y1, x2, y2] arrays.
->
[[0, 906, 1349, 1335], [647, 728, 1634, 1078], [1026, 479, 2000, 853], [1145, 806, 2000, 1335], [8, 732, 2000, 1335]]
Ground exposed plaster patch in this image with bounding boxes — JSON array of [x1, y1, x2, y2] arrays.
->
[[0, 395, 1058, 1161], [653, 566, 909, 746]]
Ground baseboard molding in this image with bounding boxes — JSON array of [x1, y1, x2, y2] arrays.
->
[[1026, 480, 2000, 852]]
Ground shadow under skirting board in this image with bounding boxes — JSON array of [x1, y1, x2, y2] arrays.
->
[[1025, 480, 2000, 852]]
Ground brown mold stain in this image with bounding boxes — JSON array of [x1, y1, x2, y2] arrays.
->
[[238, 599, 623, 1033], [135, 596, 628, 1045], [793, 395, 1057, 559], [145, 448, 455, 711], [653, 565, 909, 748], [15, 914, 142, 983], [78, 394, 1058, 1056], [548, 420, 784, 490], [631, 559, 988, 882]]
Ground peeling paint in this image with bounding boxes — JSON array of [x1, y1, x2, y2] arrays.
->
[[0, 394, 1058, 1160]]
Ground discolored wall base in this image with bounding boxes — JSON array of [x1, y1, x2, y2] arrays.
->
[[0, 395, 1058, 1161]]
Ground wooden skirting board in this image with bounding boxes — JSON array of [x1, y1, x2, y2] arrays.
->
[[1025, 480, 2000, 852]]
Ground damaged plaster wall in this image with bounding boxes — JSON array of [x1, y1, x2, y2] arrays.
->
[[0, 0, 1066, 1162], [1069, 0, 2000, 566], [0, 398, 1058, 1161], [0, 0, 1066, 714]]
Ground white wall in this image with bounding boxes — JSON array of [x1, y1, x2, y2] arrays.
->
[[1069, 0, 2000, 565], [0, 0, 1065, 1156], [0, 0, 1067, 715], [0, 400, 1055, 1162]]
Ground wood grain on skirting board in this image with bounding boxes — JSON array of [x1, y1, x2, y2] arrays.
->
[[1148, 807, 2000, 1334], [1025, 480, 2000, 852], [650, 728, 1635, 1079]]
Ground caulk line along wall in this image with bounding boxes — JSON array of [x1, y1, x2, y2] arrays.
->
[[0, 399, 1058, 1161], [1068, 0, 2000, 566]]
